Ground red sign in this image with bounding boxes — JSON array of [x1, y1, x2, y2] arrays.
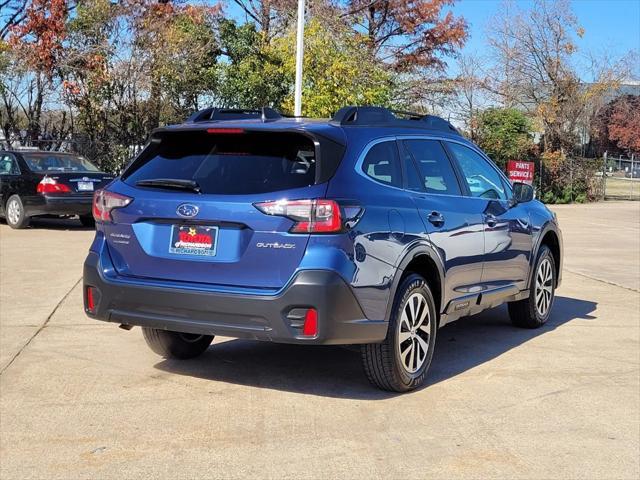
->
[[507, 160, 534, 184]]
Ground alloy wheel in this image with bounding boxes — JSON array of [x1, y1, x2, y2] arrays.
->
[[7, 199, 20, 225], [535, 258, 554, 317], [397, 292, 431, 374]]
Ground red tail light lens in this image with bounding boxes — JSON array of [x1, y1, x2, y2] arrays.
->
[[92, 189, 132, 222], [254, 199, 342, 233], [37, 176, 71, 194]]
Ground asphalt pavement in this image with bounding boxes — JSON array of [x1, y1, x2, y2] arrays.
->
[[0, 202, 638, 479]]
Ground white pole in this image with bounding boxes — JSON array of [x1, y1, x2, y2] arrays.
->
[[294, 0, 305, 117]]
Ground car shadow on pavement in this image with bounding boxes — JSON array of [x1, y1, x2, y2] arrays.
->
[[23, 217, 94, 231], [153, 295, 597, 400]]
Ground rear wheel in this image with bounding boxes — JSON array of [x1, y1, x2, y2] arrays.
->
[[508, 245, 556, 328], [142, 327, 213, 359], [361, 273, 437, 392], [79, 215, 95, 228], [5, 195, 30, 229]]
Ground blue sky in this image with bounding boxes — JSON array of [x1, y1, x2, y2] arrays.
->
[[456, 1, 639, 63], [224, 0, 640, 79]]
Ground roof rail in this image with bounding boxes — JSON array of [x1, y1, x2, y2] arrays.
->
[[186, 107, 282, 123], [330, 106, 459, 135]]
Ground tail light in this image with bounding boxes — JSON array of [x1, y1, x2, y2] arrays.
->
[[254, 199, 342, 233], [92, 189, 132, 222], [37, 176, 71, 194]]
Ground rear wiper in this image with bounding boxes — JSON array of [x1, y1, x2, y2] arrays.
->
[[135, 178, 201, 193]]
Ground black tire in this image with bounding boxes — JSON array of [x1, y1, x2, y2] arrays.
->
[[508, 245, 556, 329], [361, 273, 437, 392], [141, 327, 214, 359], [5, 195, 30, 229], [79, 215, 95, 228]]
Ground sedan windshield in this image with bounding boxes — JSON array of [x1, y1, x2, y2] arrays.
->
[[22, 153, 100, 173]]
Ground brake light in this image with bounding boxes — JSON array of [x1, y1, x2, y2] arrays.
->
[[254, 199, 342, 233], [92, 189, 132, 222], [37, 176, 71, 194], [206, 128, 245, 134]]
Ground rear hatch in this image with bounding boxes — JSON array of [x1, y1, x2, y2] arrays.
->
[[104, 128, 343, 290]]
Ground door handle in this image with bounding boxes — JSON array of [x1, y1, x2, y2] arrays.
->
[[427, 211, 445, 227], [485, 214, 498, 227]]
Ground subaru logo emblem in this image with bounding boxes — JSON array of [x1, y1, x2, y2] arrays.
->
[[177, 203, 199, 218]]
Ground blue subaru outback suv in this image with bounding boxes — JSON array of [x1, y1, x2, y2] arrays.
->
[[83, 106, 562, 392]]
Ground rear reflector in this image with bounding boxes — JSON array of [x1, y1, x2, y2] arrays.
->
[[86, 286, 96, 312], [302, 308, 318, 336]]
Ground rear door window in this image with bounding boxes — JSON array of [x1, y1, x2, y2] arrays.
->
[[123, 131, 317, 195], [361, 141, 402, 188], [0, 154, 20, 175], [402, 139, 461, 195]]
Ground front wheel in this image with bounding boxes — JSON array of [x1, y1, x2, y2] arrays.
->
[[142, 328, 213, 359], [508, 245, 556, 328], [361, 273, 437, 392]]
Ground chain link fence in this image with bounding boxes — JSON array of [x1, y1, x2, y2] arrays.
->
[[601, 154, 640, 201]]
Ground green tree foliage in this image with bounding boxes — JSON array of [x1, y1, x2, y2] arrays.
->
[[273, 19, 395, 117], [215, 19, 289, 109], [476, 107, 534, 169]]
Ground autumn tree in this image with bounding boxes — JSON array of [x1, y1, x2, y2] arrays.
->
[[486, 0, 620, 153], [594, 95, 640, 156], [2, 0, 70, 144], [341, 0, 467, 72], [230, 0, 297, 40], [1, 0, 29, 40], [448, 53, 488, 141]]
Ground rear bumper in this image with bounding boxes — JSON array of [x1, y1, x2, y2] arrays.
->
[[24, 194, 93, 217], [83, 250, 387, 345]]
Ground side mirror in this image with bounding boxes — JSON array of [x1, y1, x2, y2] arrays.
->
[[512, 182, 534, 204]]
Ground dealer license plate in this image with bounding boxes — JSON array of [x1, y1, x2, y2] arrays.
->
[[169, 225, 218, 257]]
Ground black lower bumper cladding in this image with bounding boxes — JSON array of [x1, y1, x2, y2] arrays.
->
[[83, 251, 387, 345]]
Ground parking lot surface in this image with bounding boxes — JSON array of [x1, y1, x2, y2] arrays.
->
[[1, 202, 639, 479]]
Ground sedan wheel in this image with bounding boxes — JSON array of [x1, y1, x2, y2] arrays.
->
[[5, 195, 30, 229]]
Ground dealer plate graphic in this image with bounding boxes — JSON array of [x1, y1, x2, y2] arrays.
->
[[169, 225, 218, 257]]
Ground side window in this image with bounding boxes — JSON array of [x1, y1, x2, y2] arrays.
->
[[361, 141, 402, 187], [0, 154, 20, 175], [447, 143, 507, 200], [403, 140, 461, 195]]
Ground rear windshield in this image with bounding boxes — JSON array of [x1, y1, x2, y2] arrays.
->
[[123, 131, 317, 195], [23, 153, 100, 173]]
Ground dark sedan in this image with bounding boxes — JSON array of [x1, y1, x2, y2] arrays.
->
[[0, 150, 114, 229]]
